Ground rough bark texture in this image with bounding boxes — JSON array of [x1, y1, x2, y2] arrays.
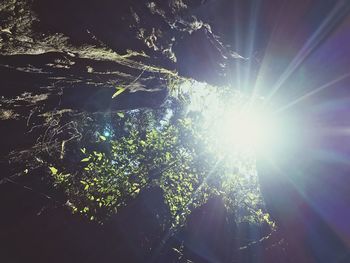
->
[[3, 1, 350, 263], [0, 0, 249, 158], [0, 2, 274, 263]]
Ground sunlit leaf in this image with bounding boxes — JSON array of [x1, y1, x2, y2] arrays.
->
[[112, 86, 126, 98], [117, 112, 125, 118], [49, 166, 58, 175]]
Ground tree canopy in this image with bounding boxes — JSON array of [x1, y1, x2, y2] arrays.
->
[[47, 86, 274, 233]]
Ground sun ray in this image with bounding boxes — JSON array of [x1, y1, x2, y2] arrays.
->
[[243, 0, 261, 93], [275, 72, 350, 113], [266, 1, 350, 102]]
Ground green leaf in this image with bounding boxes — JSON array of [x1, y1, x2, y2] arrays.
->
[[112, 86, 126, 98], [49, 166, 58, 175], [81, 157, 90, 162], [80, 148, 86, 154], [165, 152, 171, 161], [117, 112, 125, 118], [99, 135, 106, 141]]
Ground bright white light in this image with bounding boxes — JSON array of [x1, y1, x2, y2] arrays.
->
[[184, 81, 286, 158], [212, 106, 276, 154]]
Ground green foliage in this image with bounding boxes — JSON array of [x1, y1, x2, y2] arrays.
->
[[49, 166, 71, 187], [47, 104, 272, 229]]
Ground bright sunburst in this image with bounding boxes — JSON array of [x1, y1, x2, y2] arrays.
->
[[212, 106, 275, 153], [184, 82, 283, 159]]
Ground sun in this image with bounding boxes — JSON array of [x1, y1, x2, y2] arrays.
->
[[177, 82, 286, 228], [184, 82, 283, 158], [212, 105, 276, 155]]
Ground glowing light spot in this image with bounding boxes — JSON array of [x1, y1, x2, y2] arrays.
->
[[211, 106, 277, 154], [183, 82, 286, 158]]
